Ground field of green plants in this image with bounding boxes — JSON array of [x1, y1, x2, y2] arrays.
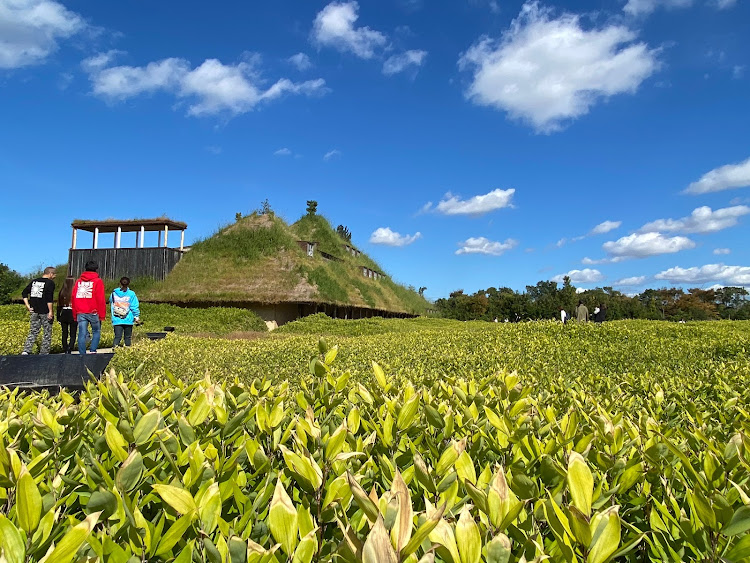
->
[[0, 304, 267, 354], [1, 313, 750, 561]]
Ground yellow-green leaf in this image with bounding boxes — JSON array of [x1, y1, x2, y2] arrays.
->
[[588, 506, 621, 563], [269, 479, 298, 556], [39, 511, 100, 563], [152, 484, 197, 515], [16, 466, 42, 534], [568, 452, 594, 517], [0, 514, 25, 563], [456, 506, 481, 563], [362, 515, 398, 563]]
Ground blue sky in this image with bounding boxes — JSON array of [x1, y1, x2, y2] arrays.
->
[[1, 0, 749, 300]]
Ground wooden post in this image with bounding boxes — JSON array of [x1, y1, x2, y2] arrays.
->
[[71, 228, 77, 250], [115, 226, 122, 249], [139, 226, 145, 248], [164, 225, 169, 247], [93, 227, 99, 249], [157, 230, 161, 248], [180, 230, 185, 251]]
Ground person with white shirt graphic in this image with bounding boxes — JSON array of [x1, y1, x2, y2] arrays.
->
[[21, 266, 56, 354], [71, 261, 106, 354]]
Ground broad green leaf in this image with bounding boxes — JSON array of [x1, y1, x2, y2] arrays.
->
[[39, 511, 100, 563], [16, 466, 42, 534], [155, 514, 194, 556], [188, 392, 211, 426], [116, 450, 143, 492], [293, 530, 317, 563], [456, 506, 481, 563], [152, 484, 197, 515], [372, 361, 388, 391], [486, 533, 512, 563], [133, 410, 161, 446], [567, 452, 594, 517], [0, 515, 25, 563], [199, 482, 222, 534], [104, 422, 129, 463], [727, 534, 750, 561], [390, 470, 413, 553], [588, 506, 621, 563], [269, 479, 298, 556], [723, 505, 750, 536]]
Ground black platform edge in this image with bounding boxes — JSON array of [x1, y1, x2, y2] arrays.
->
[[0, 353, 114, 391]]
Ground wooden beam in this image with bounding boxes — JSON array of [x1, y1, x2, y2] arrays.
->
[[115, 226, 122, 249], [164, 225, 169, 247], [180, 230, 185, 251], [71, 228, 77, 250], [139, 226, 145, 248], [93, 227, 99, 249]]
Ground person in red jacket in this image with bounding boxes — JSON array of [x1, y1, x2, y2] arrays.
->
[[71, 260, 106, 354]]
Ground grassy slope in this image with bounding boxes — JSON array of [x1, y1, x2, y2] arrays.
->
[[142, 213, 430, 314]]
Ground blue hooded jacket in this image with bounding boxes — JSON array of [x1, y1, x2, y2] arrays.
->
[[109, 288, 141, 326]]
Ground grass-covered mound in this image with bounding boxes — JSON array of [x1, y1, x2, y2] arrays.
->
[[141, 213, 429, 314]]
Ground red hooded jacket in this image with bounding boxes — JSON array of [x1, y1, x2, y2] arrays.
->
[[71, 271, 107, 321]]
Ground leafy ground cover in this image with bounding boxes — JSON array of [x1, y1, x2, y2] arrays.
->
[[0, 304, 266, 354], [1, 317, 749, 561]]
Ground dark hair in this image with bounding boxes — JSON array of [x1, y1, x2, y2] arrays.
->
[[44, 266, 56, 275], [84, 260, 98, 272], [57, 277, 75, 308], [120, 277, 130, 287]]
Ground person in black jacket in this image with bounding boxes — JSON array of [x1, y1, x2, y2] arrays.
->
[[594, 303, 607, 323], [57, 277, 77, 354], [21, 266, 56, 354]]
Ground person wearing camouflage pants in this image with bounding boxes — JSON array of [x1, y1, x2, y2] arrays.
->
[[21, 267, 57, 355], [23, 313, 53, 354]]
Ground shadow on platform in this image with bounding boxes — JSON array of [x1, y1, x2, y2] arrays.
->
[[0, 353, 114, 391]]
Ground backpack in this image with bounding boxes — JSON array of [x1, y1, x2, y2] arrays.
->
[[112, 292, 130, 318]]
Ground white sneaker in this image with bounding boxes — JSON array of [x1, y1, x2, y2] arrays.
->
[[21, 352, 29, 355]]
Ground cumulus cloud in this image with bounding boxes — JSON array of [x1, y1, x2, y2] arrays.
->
[[458, 1, 658, 132], [591, 220, 622, 235], [638, 205, 750, 234], [369, 227, 421, 247], [288, 52, 312, 70], [274, 148, 292, 156], [383, 50, 427, 75], [602, 232, 695, 258], [312, 1, 387, 59], [623, 0, 692, 16], [582, 256, 624, 265], [684, 156, 750, 194], [424, 188, 515, 216], [655, 264, 750, 285], [84, 54, 328, 116], [456, 237, 518, 256], [713, 248, 731, 255], [552, 268, 604, 283], [614, 275, 647, 286], [323, 149, 341, 160], [0, 0, 84, 69]]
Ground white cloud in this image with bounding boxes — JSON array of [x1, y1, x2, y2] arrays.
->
[[716, 0, 737, 8], [312, 1, 387, 59], [733, 65, 745, 79], [85, 55, 328, 116], [205, 145, 222, 155], [552, 268, 604, 283], [274, 148, 292, 156], [575, 287, 587, 294], [383, 49, 427, 75], [456, 237, 518, 256], [713, 248, 731, 255], [582, 256, 624, 265], [614, 275, 647, 286], [556, 238, 567, 248], [426, 188, 515, 216], [655, 264, 750, 285], [458, 1, 658, 133], [0, 0, 84, 69], [369, 227, 421, 247], [623, 0, 692, 16], [288, 52, 312, 70], [591, 220, 622, 235], [684, 156, 750, 194], [638, 205, 750, 234], [602, 232, 695, 258], [323, 149, 341, 160]]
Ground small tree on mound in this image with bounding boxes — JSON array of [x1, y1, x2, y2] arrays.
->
[[336, 224, 352, 241], [306, 200, 318, 216]]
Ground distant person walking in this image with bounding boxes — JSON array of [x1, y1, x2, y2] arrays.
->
[[575, 300, 589, 322], [594, 303, 607, 323], [560, 307, 568, 324], [72, 261, 106, 354], [111, 277, 140, 347], [56, 276, 77, 354], [21, 266, 56, 355]]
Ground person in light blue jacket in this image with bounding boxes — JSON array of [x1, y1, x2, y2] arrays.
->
[[110, 277, 141, 347]]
